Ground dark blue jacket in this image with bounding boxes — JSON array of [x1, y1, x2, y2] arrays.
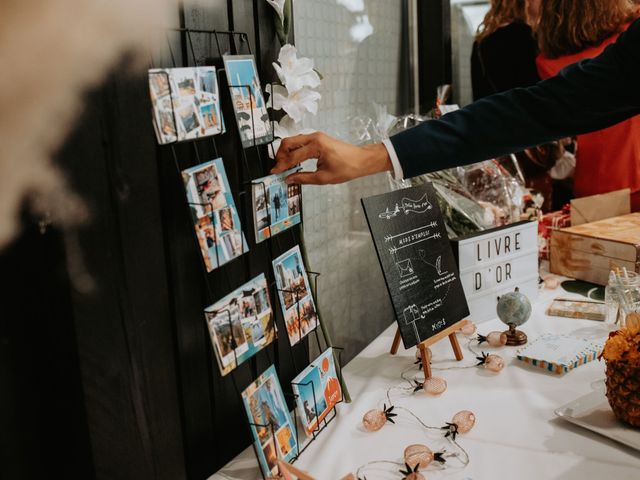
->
[[390, 19, 640, 179]]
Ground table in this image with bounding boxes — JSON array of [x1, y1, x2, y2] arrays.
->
[[212, 282, 640, 480]]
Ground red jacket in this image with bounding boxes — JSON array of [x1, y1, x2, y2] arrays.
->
[[536, 24, 640, 200]]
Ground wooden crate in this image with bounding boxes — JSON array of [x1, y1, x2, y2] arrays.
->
[[550, 213, 640, 285]]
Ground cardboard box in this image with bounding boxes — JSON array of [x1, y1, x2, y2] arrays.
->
[[550, 213, 640, 285]]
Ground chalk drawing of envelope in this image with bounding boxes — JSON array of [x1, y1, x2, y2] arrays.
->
[[397, 259, 414, 277]]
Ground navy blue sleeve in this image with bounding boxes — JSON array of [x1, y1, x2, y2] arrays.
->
[[391, 19, 640, 179]]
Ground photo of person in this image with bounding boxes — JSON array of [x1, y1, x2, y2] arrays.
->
[[206, 312, 233, 358], [274, 248, 309, 310], [199, 103, 218, 129], [240, 294, 257, 319], [269, 183, 287, 223], [223, 55, 273, 148], [251, 168, 302, 243], [195, 164, 225, 211], [242, 366, 297, 477], [228, 305, 248, 350], [253, 287, 270, 315], [204, 274, 275, 376], [199, 68, 217, 94], [195, 215, 217, 272], [217, 206, 234, 232], [287, 184, 301, 216]]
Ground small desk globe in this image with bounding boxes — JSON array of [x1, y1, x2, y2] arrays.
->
[[497, 287, 531, 345]]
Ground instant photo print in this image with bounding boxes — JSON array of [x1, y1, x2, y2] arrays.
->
[[241, 365, 298, 477], [204, 274, 276, 376], [252, 168, 302, 243], [272, 246, 318, 346], [182, 158, 248, 271], [148, 66, 224, 144], [223, 55, 273, 148]]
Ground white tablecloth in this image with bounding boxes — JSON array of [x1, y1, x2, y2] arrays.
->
[[212, 283, 640, 480]]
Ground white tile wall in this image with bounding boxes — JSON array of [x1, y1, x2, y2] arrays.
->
[[294, 0, 403, 361], [451, 1, 489, 106]]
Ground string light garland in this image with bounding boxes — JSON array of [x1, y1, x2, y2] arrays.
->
[[346, 323, 508, 479]]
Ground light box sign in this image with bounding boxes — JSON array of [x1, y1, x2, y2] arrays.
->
[[451, 220, 539, 323]]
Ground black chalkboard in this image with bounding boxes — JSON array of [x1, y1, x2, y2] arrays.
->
[[362, 183, 469, 349]]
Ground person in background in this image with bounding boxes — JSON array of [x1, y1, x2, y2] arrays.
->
[[471, 0, 540, 100], [536, 0, 640, 209], [471, 0, 575, 211]]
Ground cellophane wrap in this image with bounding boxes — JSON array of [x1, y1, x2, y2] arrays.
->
[[352, 101, 531, 238]]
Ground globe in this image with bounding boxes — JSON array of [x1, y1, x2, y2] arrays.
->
[[497, 287, 532, 327]]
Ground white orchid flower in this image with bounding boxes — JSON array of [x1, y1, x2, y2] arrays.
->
[[268, 115, 315, 158], [266, 84, 321, 123], [266, 0, 286, 25], [272, 44, 320, 93]]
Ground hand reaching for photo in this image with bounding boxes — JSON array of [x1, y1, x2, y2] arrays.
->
[[271, 132, 392, 185]]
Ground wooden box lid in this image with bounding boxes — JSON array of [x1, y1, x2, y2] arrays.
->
[[551, 213, 640, 262]]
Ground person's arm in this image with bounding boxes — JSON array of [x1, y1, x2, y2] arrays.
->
[[273, 19, 640, 184]]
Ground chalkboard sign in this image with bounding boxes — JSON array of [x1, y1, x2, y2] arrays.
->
[[362, 183, 469, 349]]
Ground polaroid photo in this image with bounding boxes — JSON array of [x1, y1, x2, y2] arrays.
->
[[177, 103, 201, 137], [221, 231, 244, 260], [182, 161, 226, 217], [251, 168, 302, 243], [149, 71, 171, 101], [241, 365, 298, 477], [292, 348, 341, 435], [217, 206, 235, 232], [194, 215, 218, 272], [205, 274, 275, 376], [148, 66, 223, 144], [272, 245, 318, 345], [182, 158, 248, 271], [223, 55, 273, 148], [172, 68, 197, 97]]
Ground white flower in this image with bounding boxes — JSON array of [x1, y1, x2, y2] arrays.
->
[[272, 44, 320, 93], [266, 84, 321, 123], [268, 115, 315, 158], [266, 0, 286, 25]]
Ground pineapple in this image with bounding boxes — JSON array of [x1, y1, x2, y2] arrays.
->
[[602, 313, 640, 427]]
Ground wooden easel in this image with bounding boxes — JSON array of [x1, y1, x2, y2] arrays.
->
[[390, 320, 466, 379]]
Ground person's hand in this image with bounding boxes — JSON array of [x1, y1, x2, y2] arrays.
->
[[270, 132, 393, 185]]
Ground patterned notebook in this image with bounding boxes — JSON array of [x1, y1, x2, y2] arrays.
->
[[516, 333, 604, 374]]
